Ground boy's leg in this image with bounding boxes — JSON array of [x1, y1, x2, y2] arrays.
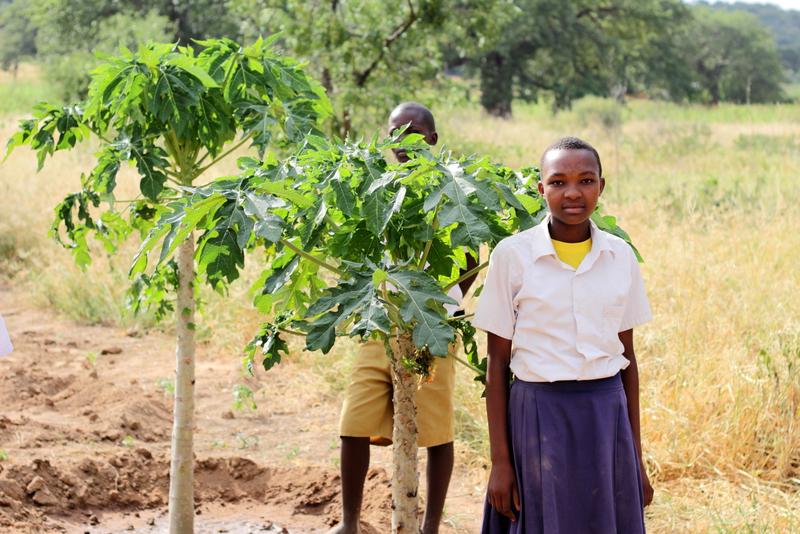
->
[[416, 349, 457, 534], [422, 441, 454, 534], [330, 341, 393, 534], [327, 436, 371, 534]]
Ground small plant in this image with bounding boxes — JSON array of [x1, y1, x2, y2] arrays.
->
[[234, 432, 259, 450], [285, 445, 300, 460], [156, 378, 175, 395], [84, 351, 99, 367], [0, 449, 8, 461], [232, 384, 257, 411], [121, 435, 135, 447], [210, 440, 226, 449]]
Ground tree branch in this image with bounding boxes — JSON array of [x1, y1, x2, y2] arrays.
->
[[450, 352, 483, 374], [195, 133, 254, 178], [417, 209, 439, 270], [278, 326, 306, 336], [353, 0, 418, 87], [575, 6, 620, 20], [279, 238, 347, 277]]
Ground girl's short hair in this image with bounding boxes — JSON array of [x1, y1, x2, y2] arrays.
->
[[540, 137, 603, 178]]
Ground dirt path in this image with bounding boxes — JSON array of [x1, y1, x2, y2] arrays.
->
[[0, 285, 483, 533]]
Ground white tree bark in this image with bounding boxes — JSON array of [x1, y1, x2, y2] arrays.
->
[[168, 236, 196, 534], [389, 334, 419, 534]]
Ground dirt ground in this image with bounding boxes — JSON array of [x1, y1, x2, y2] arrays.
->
[[0, 284, 484, 533]]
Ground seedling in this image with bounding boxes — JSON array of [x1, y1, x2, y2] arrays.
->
[[232, 384, 257, 411], [156, 378, 175, 395], [84, 351, 99, 367]]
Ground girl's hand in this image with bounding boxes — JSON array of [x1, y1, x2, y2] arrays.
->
[[641, 460, 654, 506], [488, 460, 520, 521]]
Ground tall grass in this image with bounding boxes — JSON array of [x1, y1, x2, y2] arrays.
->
[[1, 72, 799, 531]]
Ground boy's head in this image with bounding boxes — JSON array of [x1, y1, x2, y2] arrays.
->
[[538, 137, 605, 226], [388, 102, 438, 163]]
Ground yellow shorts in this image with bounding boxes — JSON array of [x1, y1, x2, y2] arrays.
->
[[339, 339, 456, 448]]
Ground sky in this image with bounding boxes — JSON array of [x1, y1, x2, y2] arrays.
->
[[692, 0, 800, 9]]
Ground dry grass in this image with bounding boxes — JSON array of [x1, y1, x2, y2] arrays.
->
[[2, 90, 799, 531]]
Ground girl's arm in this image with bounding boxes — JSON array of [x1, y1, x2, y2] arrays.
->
[[485, 332, 519, 521], [619, 328, 654, 506]]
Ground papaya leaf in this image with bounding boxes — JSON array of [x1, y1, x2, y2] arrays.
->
[[386, 269, 456, 356], [245, 323, 289, 372]]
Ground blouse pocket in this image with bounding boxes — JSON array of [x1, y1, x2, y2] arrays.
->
[[603, 304, 626, 336]]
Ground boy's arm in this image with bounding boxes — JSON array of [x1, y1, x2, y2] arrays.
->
[[619, 328, 654, 506], [458, 252, 479, 296], [485, 332, 519, 521]]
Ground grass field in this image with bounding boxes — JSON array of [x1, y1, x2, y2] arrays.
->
[[1, 71, 799, 532]]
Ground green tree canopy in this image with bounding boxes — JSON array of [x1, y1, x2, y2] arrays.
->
[[468, 0, 690, 116], [232, 0, 453, 135], [683, 6, 786, 104], [0, 0, 37, 73]]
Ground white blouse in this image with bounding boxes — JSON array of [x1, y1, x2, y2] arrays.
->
[[474, 216, 651, 382], [0, 314, 12, 357]]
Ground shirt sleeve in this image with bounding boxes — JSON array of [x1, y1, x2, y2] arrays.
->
[[619, 250, 652, 332], [444, 284, 463, 316], [0, 315, 12, 357], [473, 241, 519, 340]]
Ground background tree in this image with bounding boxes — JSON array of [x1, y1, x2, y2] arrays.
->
[[706, 0, 800, 81], [471, 0, 689, 117], [27, 0, 174, 100], [6, 38, 329, 533], [4, 0, 243, 101], [0, 0, 37, 75], [232, 0, 455, 135], [682, 7, 786, 104]]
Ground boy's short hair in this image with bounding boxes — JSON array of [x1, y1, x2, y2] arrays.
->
[[391, 102, 436, 132], [540, 136, 603, 178]]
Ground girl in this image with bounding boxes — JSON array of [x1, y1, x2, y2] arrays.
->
[[475, 137, 653, 533], [0, 313, 12, 356]]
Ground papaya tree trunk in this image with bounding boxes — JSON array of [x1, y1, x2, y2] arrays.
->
[[389, 334, 419, 534], [169, 235, 196, 534]]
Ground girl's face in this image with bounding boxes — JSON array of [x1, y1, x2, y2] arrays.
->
[[538, 148, 604, 227]]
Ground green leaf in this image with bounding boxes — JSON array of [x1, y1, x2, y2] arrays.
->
[[132, 144, 170, 201], [330, 172, 355, 217], [351, 297, 391, 338], [242, 191, 284, 243], [515, 194, 542, 215], [245, 323, 289, 372], [169, 54, 220, 88], [372, 268, 388, 287], [363, 186, 405, 237], [439, 201, 493, 248], [386, 269, 456, 356], [304, 312, 339, 354]]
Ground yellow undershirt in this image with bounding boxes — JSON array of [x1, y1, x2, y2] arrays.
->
[[552, 238, 592, 269]]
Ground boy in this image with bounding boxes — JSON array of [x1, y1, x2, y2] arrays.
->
[[327, 102, 477, 534]]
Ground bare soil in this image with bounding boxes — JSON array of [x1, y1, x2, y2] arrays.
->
[[0, 285, 482, 533]]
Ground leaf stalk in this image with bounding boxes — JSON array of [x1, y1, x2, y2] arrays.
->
[[443, 260, 488, 292]]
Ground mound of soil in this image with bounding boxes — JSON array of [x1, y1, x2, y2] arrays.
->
[[0, 450, 391, 532], [0, 285, 472, 533]]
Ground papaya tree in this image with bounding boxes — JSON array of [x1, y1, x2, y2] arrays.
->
[[5, 38, 330, 533], [137, 130, 639, 532]]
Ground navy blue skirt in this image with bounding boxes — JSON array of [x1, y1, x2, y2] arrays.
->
[[481, 373, 645, 534]]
